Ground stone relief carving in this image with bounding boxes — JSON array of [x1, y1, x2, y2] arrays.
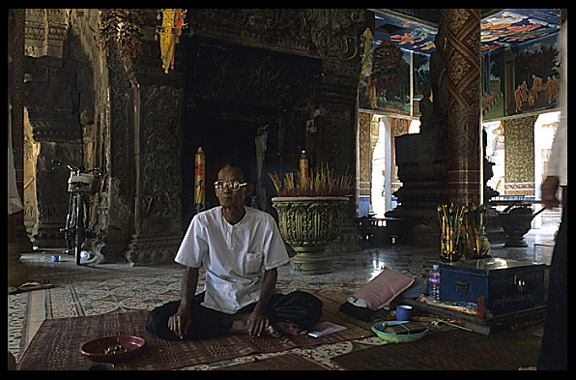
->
[[24, 9, 69, 58], [106, 57, 134, 232], [187, 9, 369, 62], [137, 85, 183, 235]]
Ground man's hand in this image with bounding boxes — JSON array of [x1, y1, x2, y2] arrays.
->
[[246, 310, 269, 337], [541, 176, 560, 209], [168, 308, 192, 340]]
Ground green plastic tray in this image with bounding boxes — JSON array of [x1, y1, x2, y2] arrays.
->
[[371, 320, 429, 343]]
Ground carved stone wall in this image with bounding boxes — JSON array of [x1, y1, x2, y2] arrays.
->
[[24, 9, 69, 58], [100, 11, 186, 265], [23, 9, 85, 247], [22, 8, 370, 264], [23, 9, 185, 264], [126, 84, 184, 265], [186, 9, 369, 61]]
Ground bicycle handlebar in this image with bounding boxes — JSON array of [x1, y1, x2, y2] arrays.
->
[[51, 159, 101, 176]]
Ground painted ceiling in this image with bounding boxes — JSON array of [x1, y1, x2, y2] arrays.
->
[[373, 9, 561, 54]]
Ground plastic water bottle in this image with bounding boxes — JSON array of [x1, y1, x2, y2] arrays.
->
[[80, 250, 91, 260], [428, 265, 440, 302]]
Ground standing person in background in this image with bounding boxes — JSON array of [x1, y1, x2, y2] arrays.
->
[[538, 9, 567, 371]]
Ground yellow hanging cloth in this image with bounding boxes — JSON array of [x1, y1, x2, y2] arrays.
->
[[158, 9, 187, 73]]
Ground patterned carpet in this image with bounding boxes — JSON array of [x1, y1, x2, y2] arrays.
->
[[9, 227, 554, 370], [9, 251, 391, 370], [18, 292, 374, 370]]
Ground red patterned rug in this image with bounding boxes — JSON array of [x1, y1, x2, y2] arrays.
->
[[17, 292, 372, 370], [331, 327, 542, 370]]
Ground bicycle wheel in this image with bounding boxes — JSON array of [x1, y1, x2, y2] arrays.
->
[[75, 193, 86, 265]]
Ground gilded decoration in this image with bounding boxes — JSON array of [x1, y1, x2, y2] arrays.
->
[[503, 115, 537, 185], [272, 197, 348, 275], [357, 111, 373, 185]]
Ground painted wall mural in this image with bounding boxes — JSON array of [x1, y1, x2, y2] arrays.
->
[[364, 9, 561, 120], [482, 33, 561, 119], [359, 42, 430, 116]]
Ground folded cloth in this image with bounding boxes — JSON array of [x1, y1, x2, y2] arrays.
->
[[351, 268, 415, 311]]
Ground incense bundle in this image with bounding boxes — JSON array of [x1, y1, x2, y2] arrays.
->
[[437, 203, 465, 262], [462, 203, 490, 259], [269, 162, 353, 197]]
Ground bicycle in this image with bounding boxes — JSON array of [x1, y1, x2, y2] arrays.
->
[[52, 160, 101, 265]]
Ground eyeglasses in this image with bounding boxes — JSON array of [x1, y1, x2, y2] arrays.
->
[[213, 181, 248, 191]]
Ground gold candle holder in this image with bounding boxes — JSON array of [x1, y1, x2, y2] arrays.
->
[[461, 203, 490, 260], [437, 203, 466, 262]]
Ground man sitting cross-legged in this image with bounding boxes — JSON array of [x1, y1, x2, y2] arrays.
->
[[146, 163, 322, 340]]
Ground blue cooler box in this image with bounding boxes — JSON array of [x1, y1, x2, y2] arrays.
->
[[439, 258, 547, 315]]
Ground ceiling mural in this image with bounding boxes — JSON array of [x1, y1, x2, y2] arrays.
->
[[372, 9, 560, 55], [481, 9, 560, 53], [373, 11, 437, 54], [363, 9, 562, 118]]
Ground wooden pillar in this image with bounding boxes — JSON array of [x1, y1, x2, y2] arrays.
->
[[441, 9, 482, 205]]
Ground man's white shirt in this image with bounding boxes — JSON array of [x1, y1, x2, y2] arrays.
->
[[175, 206, 290, 314]]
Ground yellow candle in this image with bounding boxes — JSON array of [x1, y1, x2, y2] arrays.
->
[[298, 150, 309, 190]]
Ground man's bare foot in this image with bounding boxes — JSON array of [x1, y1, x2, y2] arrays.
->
[[265, 324, 280, 338], [230, 314, 280, 337]]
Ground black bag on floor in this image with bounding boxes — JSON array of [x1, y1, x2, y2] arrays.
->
[[268, 291, 323, 330]]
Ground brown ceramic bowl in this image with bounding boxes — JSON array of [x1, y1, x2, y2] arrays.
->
[[80, 335, 146, 362]]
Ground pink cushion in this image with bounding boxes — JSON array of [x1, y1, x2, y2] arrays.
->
[[352, 268, 415, 310]]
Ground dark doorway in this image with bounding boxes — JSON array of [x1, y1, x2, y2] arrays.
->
[[179, 37, 320, 229], [181, 110, 260, 228]]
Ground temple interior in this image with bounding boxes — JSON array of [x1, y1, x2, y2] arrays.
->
[[8, 9, 565, 370]]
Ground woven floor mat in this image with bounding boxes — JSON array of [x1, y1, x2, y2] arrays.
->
[[18, 292, 373, 370], [331, 327, 542, 370]]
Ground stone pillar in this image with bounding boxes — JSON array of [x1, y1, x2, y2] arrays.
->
[[442, 9, 482, 205], [22, 9, 80, 247], [314, 59, 364, 255], [115, 15, 185, 265], [8, 9, 30, 287]]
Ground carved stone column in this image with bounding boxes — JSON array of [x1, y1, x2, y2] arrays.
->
[[314, 59, 364, 255], [442, 9, 482, 205], [23, 9, 83, 248], [8, 8, 30, 287], [125, 83, 184, 265], [121, 24, 185, 265]]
